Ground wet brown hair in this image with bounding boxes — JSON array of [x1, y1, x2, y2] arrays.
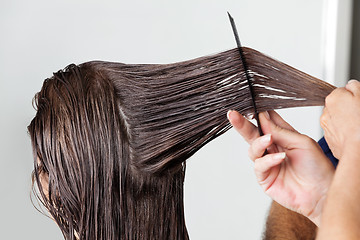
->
[[28, 47, 335, 240]]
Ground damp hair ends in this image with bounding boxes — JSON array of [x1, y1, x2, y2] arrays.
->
[[28, 47, 335, 240]]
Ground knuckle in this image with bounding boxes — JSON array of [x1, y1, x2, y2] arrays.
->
[[248, 146, 254, 160], [355, 81, 360, 89], [320, 120, 325, 129], [320, 111, 328, 125], [253, 161, 263, 177], [325, 94, 333, 106], [302, 135, 316, 147], [325, 88, 344, 105], [348, 79, 360, 87], [322, 122, 329, 131], [249, 138, 263, 159], [254, 159, 260, 169]]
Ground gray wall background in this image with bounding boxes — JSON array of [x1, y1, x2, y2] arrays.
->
[[0, 0, 329, 239]]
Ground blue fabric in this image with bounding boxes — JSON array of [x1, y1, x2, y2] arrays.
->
[[318, 137, 338, 168]]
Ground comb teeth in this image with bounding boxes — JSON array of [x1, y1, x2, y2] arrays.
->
[[227, 12, 264, 136]]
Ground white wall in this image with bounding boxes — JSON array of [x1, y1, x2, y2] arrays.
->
[[0, 0, 331, 239], [322, 0, 353, 86]]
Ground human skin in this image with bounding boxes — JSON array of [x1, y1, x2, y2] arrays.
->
[[317, 80, 360, 239], [263, 201, 317, 239], [227, 110, 334, 227]]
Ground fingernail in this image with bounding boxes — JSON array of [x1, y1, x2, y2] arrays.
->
[[245, 113, 254, 120], [227, 110, 234, 120], [261, 134, 271, 144], [274, 152, 286, 160]]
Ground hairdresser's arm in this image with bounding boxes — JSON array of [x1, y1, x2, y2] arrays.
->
[[317, 80, 360, 239], [264, 201, 317, 239], [228, 110, 334, 226]]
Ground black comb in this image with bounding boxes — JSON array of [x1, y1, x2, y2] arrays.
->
[[227, 12, 264, 136]]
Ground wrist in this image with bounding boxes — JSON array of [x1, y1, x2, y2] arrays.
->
[[307, 191, 328, 227], [341, 141, 360, 163], [307, 167, 334, 228]]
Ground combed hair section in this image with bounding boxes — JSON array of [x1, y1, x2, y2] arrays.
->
[[91, 47, 334, 174]]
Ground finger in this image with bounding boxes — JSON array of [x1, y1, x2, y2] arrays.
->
[[259, 112, 310, 150], [320, 107, 330, 131], [227, 110, 259, 144], [266, 144, 279, 154], [254, 152, 286, 185], [345, 79, 360, 96], [320, 107, 337, 154], [325, 87, 351, 107], [268, 110, 297, 132], [248, 134, 273, 161], [323, 131, 339, 159]]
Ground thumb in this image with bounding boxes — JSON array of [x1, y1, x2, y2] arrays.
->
[[259, 112, 306, 149]]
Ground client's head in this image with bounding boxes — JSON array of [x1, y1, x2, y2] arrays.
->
[[28, 63, 189, 239]]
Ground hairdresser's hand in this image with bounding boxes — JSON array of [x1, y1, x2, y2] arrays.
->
[[320, 80, 360, 159], [228, 110, 334, 226]]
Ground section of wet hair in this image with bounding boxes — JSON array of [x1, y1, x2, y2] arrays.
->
[[28, 47, 334, 240]]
